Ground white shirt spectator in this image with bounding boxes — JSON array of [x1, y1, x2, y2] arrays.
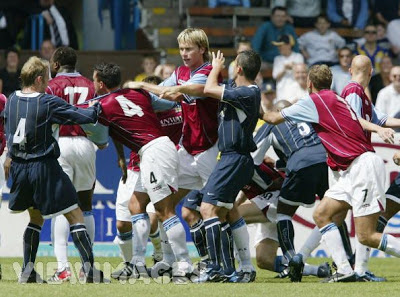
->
[[298, 30, 345, 65], [375, 84, 400, 117], [273, 52, 304, 101], [330, 64, 351, 94], [387, 19, 400, 48], [287, 82, 309, 103]]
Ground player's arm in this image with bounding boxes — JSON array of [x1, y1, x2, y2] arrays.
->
[[358, 117, 394, 144], [125, 81, 183, 102], [262, 111, 285, 125], [112, 138, 127, 184], [203, 51, 225, 99]]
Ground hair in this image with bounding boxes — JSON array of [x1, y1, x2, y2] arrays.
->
[[93, 62, 121, 89], [177, 28, 210, 61], [273, 100, 292, 112], [143, 55, 157, 62], [52, 46, 77, 68], [315, 14, 330, 24], [142, 75, 162, 85], [20, 56, 49, 88], [5, 47, 19, 59], [308, 64, 332, 91], [338, 46, 352, 55], [235, 36, 251, 49], [272, 6, 287, 15], [236, 50, 261, 81]]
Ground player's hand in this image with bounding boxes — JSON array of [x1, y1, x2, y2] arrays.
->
[[160, 87, 180, 100], [263, 156, 276, 167], [4, 157, 11, 180], [88, 99, 98, 107], [125, 81, 143, 89], [378, 127, 395, 144], [211, 50, 225, 72], [394, 152, 400, 166], [118, 157, 127, 184]]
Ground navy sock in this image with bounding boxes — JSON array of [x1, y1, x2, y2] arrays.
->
[[204, 217, 221, 269], [23, 223, 42, 271], [220, 222, 235, 274], [337, 222, 353, 263], [70, 223, 94, 273], [190, 219, 208, 259], [376, 216, 388, 233], [277, 219, 295, 261], [273, 255, 287, 273]]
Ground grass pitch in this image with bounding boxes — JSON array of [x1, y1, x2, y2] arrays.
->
[[1, 257, 400, 297]]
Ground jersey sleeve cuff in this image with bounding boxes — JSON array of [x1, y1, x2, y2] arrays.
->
[[281, 110, 295, 125]]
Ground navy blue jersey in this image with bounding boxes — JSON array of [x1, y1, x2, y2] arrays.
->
[[253, 121, 326, 172], [5, 91, 99, 160], [218, 84, 261, 153]]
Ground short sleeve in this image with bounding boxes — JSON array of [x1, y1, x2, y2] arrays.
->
[[280, 96, 319, 124]]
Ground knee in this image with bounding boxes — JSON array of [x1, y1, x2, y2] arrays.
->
[[31, 216, 44, 227], [256, 255, 273, 271], [182, 207, 200, 226], [357, 232, 379, 248], [313, 205, 329, 228], [116, 220, 132, 233]]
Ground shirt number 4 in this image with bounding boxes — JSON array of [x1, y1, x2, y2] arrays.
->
[[13, 118, 26, 150], [116, 95, 144, 117]]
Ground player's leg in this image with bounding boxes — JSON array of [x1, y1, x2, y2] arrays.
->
[[147, 204, 163, 264], [314, 196, 355, 281], [227, 204, 256, 279], [77, 189, 95, 242], [378, 177, 400, 232], [181, 190, 209, 264], [19, 209, 46, 283]]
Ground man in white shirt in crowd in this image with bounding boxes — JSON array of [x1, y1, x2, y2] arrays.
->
[[331, 46, 353, 94], [376, 66, 400, 117]]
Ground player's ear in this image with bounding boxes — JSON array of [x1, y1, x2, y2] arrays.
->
[[199, 47, 205, 55]]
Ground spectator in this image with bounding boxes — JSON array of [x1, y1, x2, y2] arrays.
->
[[260, 82, 276, 112], [386, 18, 400, 64], [289, 63, 309, 103], [252, 6, 299, 68], [228, 37, 252, 80], [22, 0, 78, 49], [330, 46, 353, 94], [369, 55, 393, 104], [134, 55, 157, 82], [272, 34, 304, 101], [376, 22, 391, 52], [272, 0, 321, 27], [298, 14, 345, 66], [375, 66, 400, 117], [355, 24, 388, 73], [154, 63, 176, 80], [374, 0, 400, 26], [0, 47, 21, 97], [327, 0, 368, 30], [208, 0, 250, 7], [40, 39, 55, 61]]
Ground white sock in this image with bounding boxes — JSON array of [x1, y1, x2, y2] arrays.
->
[[131, 213, 150, 264], [320, 223, 353, 274], [299, 226, 322, 262], [379, 233, 400, 257], [231, 217, 254, 271], [159, 222, 175, 265], [302, 263, 319, 276], [113, 231, 133, 263], [83, 211, 95, 243], [149, 228, 163, 259], [354, 237, 370, 275], [163, 215, 191, 264], [51, 215, 70, 270]]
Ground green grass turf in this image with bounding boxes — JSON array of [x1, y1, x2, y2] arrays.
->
[[1, 257, 400, 297]]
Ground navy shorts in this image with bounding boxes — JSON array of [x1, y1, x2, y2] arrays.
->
[[201, 153, 254, 209], [8, 158, 79, 219], [182, 190, 202, 212], [279, 162, 328, 207], [386, 172, 400, 202]]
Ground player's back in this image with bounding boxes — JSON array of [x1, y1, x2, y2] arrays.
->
[[47, 73, 96, 136], [309, 89, 374, 170], [98, 88, 164, 152], [341, 81, 373, 121]]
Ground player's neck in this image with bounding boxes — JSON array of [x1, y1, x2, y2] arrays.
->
[[58, 67, 76, 74], [22, 86, 41, 94], [234, 76, 253, 87], [351, 75, 369, 88]]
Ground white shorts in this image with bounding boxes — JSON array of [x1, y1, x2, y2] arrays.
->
[[251, 190, 279, 224], [58, 136, 96, 192], [254, 222, 278, 247], [325, 152, 386, 217], [116, 169, 157, 221], [177, 143, 218, 190], [135, 137, 179, 204], [116, 169, 140, 221]]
